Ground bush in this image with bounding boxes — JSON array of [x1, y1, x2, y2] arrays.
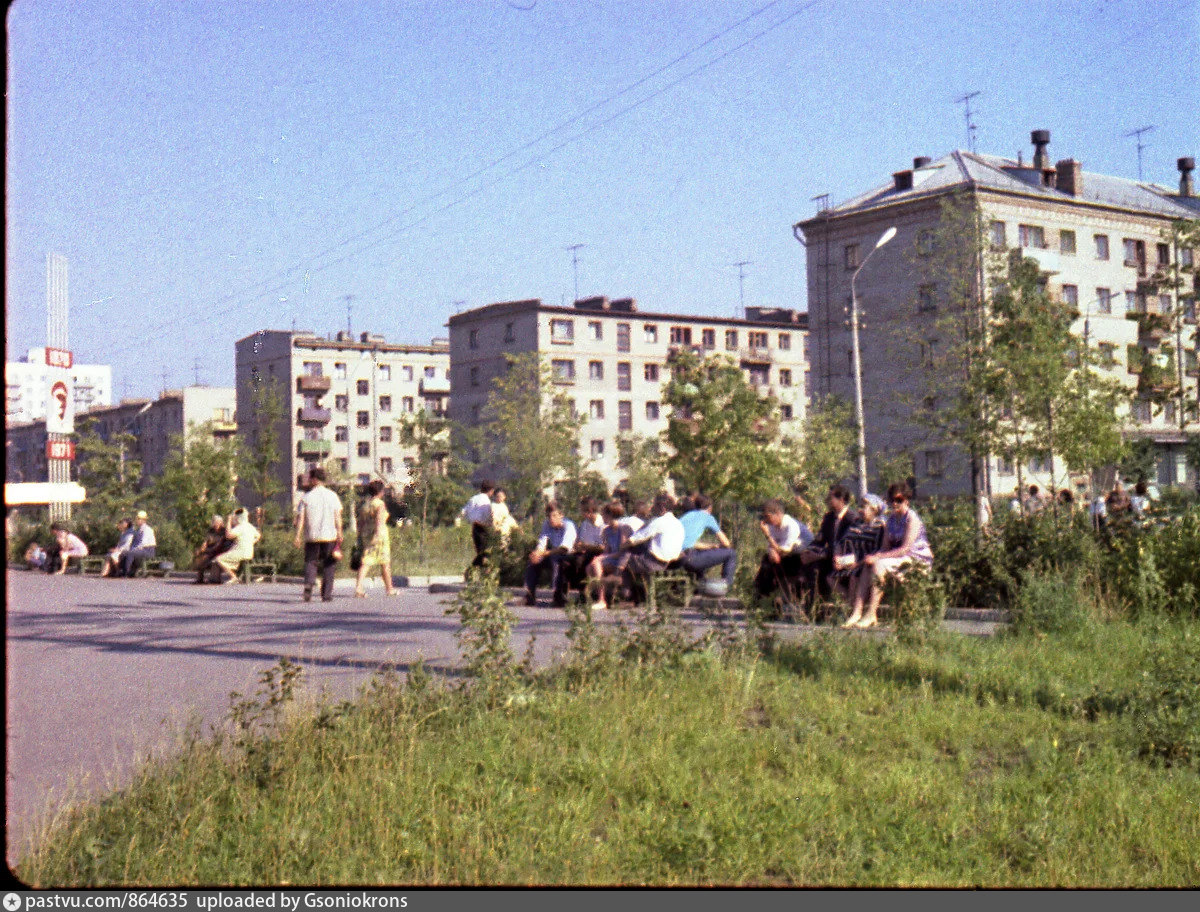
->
[[1130, 625, 1200, 768], [1151, 508, 1200, 618], [1010, 572, 1091, 636], [254, 523, 306, 576], [881, 562, 947, 643]]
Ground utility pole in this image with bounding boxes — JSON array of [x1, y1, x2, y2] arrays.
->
[[343, 293, 356, 337], [566, 244, 585, 303], [1124, 125, 1155, 181], [731, 260, 752, 319], [955, 91, 982, 154]]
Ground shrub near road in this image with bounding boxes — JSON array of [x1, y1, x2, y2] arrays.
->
[[19, 615, 1198, 887]]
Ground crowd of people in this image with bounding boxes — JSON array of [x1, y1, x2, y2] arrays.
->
[[460, 479, 936, 626]]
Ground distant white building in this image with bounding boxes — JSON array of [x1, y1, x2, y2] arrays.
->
[[5, 348, 113, 426]]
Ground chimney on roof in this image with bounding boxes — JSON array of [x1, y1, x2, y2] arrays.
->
[[1056, 159, 1082, 196], [1180, 157, 1196, 197], [913, 156, 932, 169], [1031, 130, 1051, 170], [893, 170, 914, 191]]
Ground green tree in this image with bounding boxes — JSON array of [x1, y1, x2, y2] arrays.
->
[[1145, 218, 1200, 430], [478, 352, 584, 519], [615, 433, 669, 505], [398, 409, 473, 562], [149, 422, 240, 549], [789, 395, 856, 497], [71, 417, 144, 548], [662, 347, 791, 507], [238, 379, 287, 525]]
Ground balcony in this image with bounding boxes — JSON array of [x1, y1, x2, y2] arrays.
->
[[1126, 311, 1172, 343], [296, 439, 332, 457], [297, 406, 332, 426], [1018, 246, 1061, 275], [420, 376, 450, 395], [297, 374, 331, 394]]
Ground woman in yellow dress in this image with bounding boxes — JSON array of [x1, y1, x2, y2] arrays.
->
[[354, 479, 397, 598]]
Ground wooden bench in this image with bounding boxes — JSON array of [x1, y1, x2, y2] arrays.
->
[[240, 561, 278, 583], [79, 556, 107, 576], [135, 559, 172, 578], [647, 569, 694, 610]]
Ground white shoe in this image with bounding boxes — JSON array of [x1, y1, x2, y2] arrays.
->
[[590, 602, 607, 611]]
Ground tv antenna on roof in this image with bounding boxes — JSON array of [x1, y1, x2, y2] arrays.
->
[[954, 91, 981, 154], [731, 260, 752, 319], [1124, 125, 1155, 181], [566, 244, 585, 303]]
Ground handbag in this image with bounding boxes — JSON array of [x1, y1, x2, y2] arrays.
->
[[349, 543, 363, 571]]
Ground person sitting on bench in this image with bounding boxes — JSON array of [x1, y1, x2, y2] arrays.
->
[[192, 515, 233, 583], [102, 518, 136, 578], [524, 502, 577, 608], [796, 484, 860, 621], [118, 510, 157, 577], [678, 493, 737, 591], [215, 508, 261, 585], [620, 493, 685, 605], [48, 523, 89, 575], [754, 499, 812, 613]]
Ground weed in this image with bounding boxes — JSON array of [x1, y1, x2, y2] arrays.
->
[[446, 565, 519, 697], [1010, 572, 1091, 636], [882, 563, 947, 644], [1130, 624, 1200, 769]]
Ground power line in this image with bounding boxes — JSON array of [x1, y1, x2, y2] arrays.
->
[[94, 0, 825, 364]]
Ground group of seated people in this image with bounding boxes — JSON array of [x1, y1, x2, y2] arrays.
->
[[191, 509, 261, 584], [22, 510, 160, 577]]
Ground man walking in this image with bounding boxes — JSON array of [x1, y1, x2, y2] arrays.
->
[[294, 467, 344, 602], [461, 480, 495, 575]]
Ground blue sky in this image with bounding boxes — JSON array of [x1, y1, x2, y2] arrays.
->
[[7, 0, 1198, 400]]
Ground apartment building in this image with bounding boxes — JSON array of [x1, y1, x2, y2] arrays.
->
[[5, 386, 236, 485], [234, 330, 451, 512], [448, 296, 809, 490], [795, 131, 1198, 496], [5, 347, 112, 426]]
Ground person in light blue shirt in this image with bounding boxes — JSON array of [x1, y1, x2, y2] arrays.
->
[[524, 502, 577, 608], [678, 493, 737, 589]]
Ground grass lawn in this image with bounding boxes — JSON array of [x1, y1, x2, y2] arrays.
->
[[18, 617, 1199, 887]]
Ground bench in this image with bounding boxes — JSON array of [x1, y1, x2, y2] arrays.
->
[[79, 556, 107, 576], [240, 561, 278, 583], [646, 569, 694, 610], [135, 559, 173, 578]]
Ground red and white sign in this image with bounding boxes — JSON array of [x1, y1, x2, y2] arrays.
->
[[46, 439, 76, 461], [45, 347, 73, 369], [45, 371, 75, 435]]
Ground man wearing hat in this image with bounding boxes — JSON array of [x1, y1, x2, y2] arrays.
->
[[119, 510, 158, 577]]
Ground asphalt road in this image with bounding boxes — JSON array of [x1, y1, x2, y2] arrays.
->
[[5, 569, 1001, 866]]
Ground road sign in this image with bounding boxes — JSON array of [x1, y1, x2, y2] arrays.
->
[[45, 439, 76, 460]]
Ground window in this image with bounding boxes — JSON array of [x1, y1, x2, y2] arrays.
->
[[746, 365, 769, 386], [470, 366, 480, 387], [402, 396, 414, 412], [921, 340, 938, 369], [1124, 238, 1146, 274], [748, 331, 768, 349], [998, 457, 1014, 476], [1185, 299, 1198, 322], [617, 401, 633, 431], [379, 395, 392, 411], [1126, 290, 1143, 314], [780, 404, 794, 420], [380, 457, 393, 475], [338, 458, 348, 473], [1061, 284, 1078, 308], [617, 323, 631, 352], [644, 363, 660, 382], [588, 320, 603, 341], [588, 361, 604, 381], [918, 284, 936, 313], [401, 365, 413, 381], [302, 361, 323, 377], [1158, 294, 1171, 314], [1157, 243, 1171, 267], [334, 426, 348, 442], [357, 441, 370, 458], [379, 364, 391, 381], [643, 324, 658, 344], [334, 394, 348, 412], [990, 221, 1007, 248], [773, 334, 789, 352], [468, 329, 478, 350], [357, 411, 370, 428], [779, 368, 792, 387], [1094, 234, 1110, 260], [1029, 452, 1051, 474], [1096, 287, 1113, 314], [616, 362, 631, 391], [589, 400, 605, 420], [645, 401, 660, 421], [424, 366, 436, 379], [504, 322, 515, 343], [590, 439, 605, 458], [844, 243, 860, 270], [917, 228, 935, 256], [925, 450, 944, 478], [702, 328, 716, 349], [1059, 230, 1077, 255], [550, 319, 574, 343], [552, 360, 576, 384], [1165, 401, 1177, 425], [1018, 224, 1046, 248], [725, 329, 738, 350], [379, 426, 392, 442], [357, 379, 369, 395], [669, 326, 692, 345], [1097, 343, 1117, 368], [335, 362, 347, 380]]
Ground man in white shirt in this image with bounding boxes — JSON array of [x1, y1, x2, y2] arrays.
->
[[621, 493, 685, 604], [294, 467, 344, 602], [565, 496, 606, 595], [754, 498, 812, 608], [524, 502, 577, 607], [461, 480, 496, 575], [119, 510, 158, 577]]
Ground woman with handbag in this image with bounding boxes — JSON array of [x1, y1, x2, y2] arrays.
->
[[354, 479, 397, 598]]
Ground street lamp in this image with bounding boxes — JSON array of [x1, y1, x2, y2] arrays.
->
[[849, 226, 897, 499]]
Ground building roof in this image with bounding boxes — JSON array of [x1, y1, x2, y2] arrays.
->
[[799, 150, 1200, 226], [448, 298, 808, 330]]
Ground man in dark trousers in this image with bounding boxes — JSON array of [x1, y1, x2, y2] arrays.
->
[[461, 480, 496, 575], [797, 484, 860, 621]]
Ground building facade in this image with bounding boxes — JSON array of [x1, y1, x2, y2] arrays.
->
[[796, 132, 1198, 497], [234, 330, 451, 512], [5, 347, 112, 426], [5, 386, 236, 485], [448, 296, 810, 490]]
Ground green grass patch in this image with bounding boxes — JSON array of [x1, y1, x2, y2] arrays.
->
[[19, 620, 1199, 887]]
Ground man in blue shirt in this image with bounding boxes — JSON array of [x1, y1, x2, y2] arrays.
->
[[524, 501, 577, 608], [678, 493, 737, 589]]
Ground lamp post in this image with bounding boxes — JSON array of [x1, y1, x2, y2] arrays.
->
[[849, 226, 897, 499]]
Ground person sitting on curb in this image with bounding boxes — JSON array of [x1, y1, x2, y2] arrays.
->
[[678, 493, 737, 594], [215, 508, 262, 585], [620, 493, 685, 606], [524, 502, 577, 608], [830, 493, 887, 604]]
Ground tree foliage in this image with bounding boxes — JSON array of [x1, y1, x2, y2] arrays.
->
[[398, 409, 473, 528], [789, 395, 856, 497], [662, 348, 791, 507], [615, 433, 669, 506], [238, 379, 287, 524], [70, 417, 144, 549], [149, 422, 240, 549]]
